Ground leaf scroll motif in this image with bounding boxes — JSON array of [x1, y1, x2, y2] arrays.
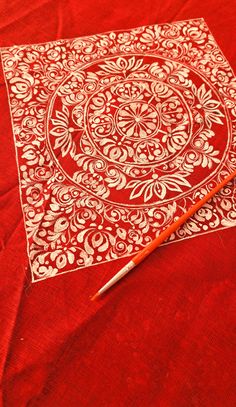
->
[[50, 105, 76, 157], [195, 84, 225, 128], [97, 56, 149, 76], [125, 172, 191, 202]]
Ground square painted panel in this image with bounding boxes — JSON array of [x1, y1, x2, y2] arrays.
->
[[1, 18, 236, 281]]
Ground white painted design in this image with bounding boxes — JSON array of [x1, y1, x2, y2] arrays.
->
[[1, 18, 236, 281]]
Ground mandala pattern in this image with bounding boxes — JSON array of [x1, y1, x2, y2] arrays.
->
[[1, 18, 236, 281]]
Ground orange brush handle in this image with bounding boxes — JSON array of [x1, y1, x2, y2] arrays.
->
[[133, 170, 236, 265]]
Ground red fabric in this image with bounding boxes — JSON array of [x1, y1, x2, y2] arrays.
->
[[0, 1, 236, 407]]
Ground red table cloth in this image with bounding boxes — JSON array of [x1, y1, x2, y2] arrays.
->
[[0, 1, 236, 406]]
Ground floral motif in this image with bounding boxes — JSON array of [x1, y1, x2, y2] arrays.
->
[[10, 73, 39, 102], [195, 84, 225, 127], [85, 77, 191, 169], [161, 122, 189, 154], [47, 57, 226, 207], [125, 172, 191, 202], [1, 18, 236, 281], [116, 102, 159, 138], [50, 105, 76, 157], [97, 56, 149, 76]]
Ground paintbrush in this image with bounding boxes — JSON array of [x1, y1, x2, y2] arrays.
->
[[91, 169, 236, 301]]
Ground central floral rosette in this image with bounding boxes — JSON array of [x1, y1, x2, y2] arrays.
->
[[116, 101, 159, 139], [48, 54, 226, 206], [86, 79, 191, 166]]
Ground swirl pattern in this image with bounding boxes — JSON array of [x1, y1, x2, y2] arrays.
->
[[1, 18, 236, 281]]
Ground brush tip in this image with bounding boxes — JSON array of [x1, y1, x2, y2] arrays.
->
[[90, 292, 100, 302]]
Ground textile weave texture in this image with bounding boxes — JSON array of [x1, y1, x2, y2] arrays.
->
[[0, 1, 236, 406]]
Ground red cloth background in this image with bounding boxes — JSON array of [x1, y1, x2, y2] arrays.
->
[[0, 1, 236, 406]]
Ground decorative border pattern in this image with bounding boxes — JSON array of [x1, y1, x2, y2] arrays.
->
[[1, 18, 236, 281]]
